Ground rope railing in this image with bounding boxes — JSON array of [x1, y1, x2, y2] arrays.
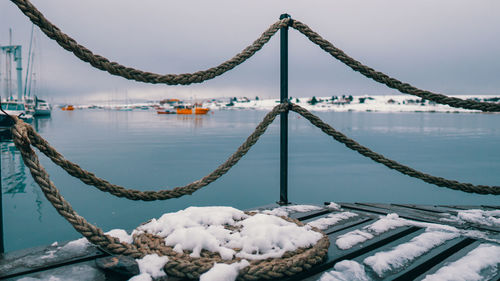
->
[[9, 0, 289, 85], [290, 20, 500, 112], [11, 104, 500, 201], [7, 103, 499, 275], [19, 104, 288, 201], [9, 0, 500, 112], [5, 2, 498, 277]]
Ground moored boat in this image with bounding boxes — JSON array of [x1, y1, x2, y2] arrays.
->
[[194, 107, 210, 115], [61, 105, 74, 111], [34, 98, 52, 116], [157, 110, 175, 114], [1, 100, 33, 122], [176, 105, 192, 114]]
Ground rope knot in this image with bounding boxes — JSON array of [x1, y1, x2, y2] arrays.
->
[[11, 116, 32, 148]]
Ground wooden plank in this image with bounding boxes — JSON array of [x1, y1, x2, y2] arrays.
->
[[391, 237, 476, 280], [0, 241, 106, 280], [390, 203, 455, 214], [281, 221, 421, 281], [2, 260, 107, 281], [3, 203, 498, 281], [412, 240, 492, 281], [355, 203, 451, 223], [341, 203, 500, 233], [481, 205, 500, 210]]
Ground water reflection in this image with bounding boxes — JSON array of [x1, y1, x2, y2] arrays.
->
[[175, 115, 207, 128], [1, 116, 49, 221]]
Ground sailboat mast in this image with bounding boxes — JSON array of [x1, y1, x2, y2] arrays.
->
[[24, 24, 34, 98]]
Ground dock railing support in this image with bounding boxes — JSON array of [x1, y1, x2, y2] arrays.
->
[[0, 150, 4, 254], [278, 13, 291, 205]]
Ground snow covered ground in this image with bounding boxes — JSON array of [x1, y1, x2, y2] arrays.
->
[[72, 95, 500, 114], [24, 205, 499, 281]]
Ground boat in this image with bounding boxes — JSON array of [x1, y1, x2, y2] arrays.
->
[[24, 97, 36, 115], [1, 100, 33, 122], [34, 98, 52, 116], [176, 105, 192, 114], [157, 110, 175, 114], [194, 107, 210, 115], [61, 105, 74, 111]]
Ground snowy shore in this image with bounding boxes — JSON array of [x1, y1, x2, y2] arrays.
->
[[72, 95, 500, 114]]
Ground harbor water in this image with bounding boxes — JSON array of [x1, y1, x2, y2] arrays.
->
[[1, 109, 499, 252]]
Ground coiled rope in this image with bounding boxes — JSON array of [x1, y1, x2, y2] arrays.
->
[[9, 0, 500, 112]]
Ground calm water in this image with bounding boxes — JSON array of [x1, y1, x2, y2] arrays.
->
[[1, 109, 499, 252]]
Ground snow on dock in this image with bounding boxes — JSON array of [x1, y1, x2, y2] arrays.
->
[[1, 203, 498, 281]]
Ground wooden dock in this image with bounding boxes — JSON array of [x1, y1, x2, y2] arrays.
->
[[1, 202, 499, 280]]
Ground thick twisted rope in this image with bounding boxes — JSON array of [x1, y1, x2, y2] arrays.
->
[[9, 0, 288, 85], [291, 20, 500, 112], [11, 116, 329, 279], [289, 103, 500, 195], [21, 104, 287, 201], [11, 116, 145, 258]]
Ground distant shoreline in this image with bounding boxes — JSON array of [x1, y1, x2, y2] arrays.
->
[[65, 95, 500, 114]]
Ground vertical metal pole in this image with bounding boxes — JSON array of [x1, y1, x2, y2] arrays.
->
[[0, 147, 4, 254], [279, 13, 291, 205]]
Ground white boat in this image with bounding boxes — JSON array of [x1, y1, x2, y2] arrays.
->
[[24, 97, 36, 115], [1, 100, 33, 122], [34, 97, 52, 116]]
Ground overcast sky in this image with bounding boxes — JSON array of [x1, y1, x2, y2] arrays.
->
[[1, 0, 500, 103]]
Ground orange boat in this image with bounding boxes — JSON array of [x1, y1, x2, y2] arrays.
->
[[176, 106, 192, 114], [194, 107, 210, 115], [61, 105, 74, 111], [157, 110, 175, 114]]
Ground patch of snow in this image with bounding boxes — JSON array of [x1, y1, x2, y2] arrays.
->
[[60, 238, 90, 252], [336, 230, 375, 250], [260, 204, 323, 217], [364, 231, 459, 277], [136, 254, 169, 278], [128, 273, 152, 281], [366, 213, 409, 234], [422, 244, 500, 281], [200, 260, 250, 281], [40, 250, 57, 260], [18, 276, 62, 281], [442, 209, 500, 227], [17, 264, 104, 281], [335, 213, 470, 250], [133, 206, 322, 261], [307, 212, 358, 230], [325, 202, 342, 211], [234, 214, 322, 260], [319, 260, 370, 281], [105, 229, 133, 244], [50, 241, 58, 247], [335, 214, 407, 250]]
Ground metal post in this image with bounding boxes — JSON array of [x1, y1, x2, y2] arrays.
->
[[278, 13, 291, 205], [0, 148, 4, 254]]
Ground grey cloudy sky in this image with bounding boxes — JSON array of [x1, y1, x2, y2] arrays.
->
[[1, 0, 500, 103]]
